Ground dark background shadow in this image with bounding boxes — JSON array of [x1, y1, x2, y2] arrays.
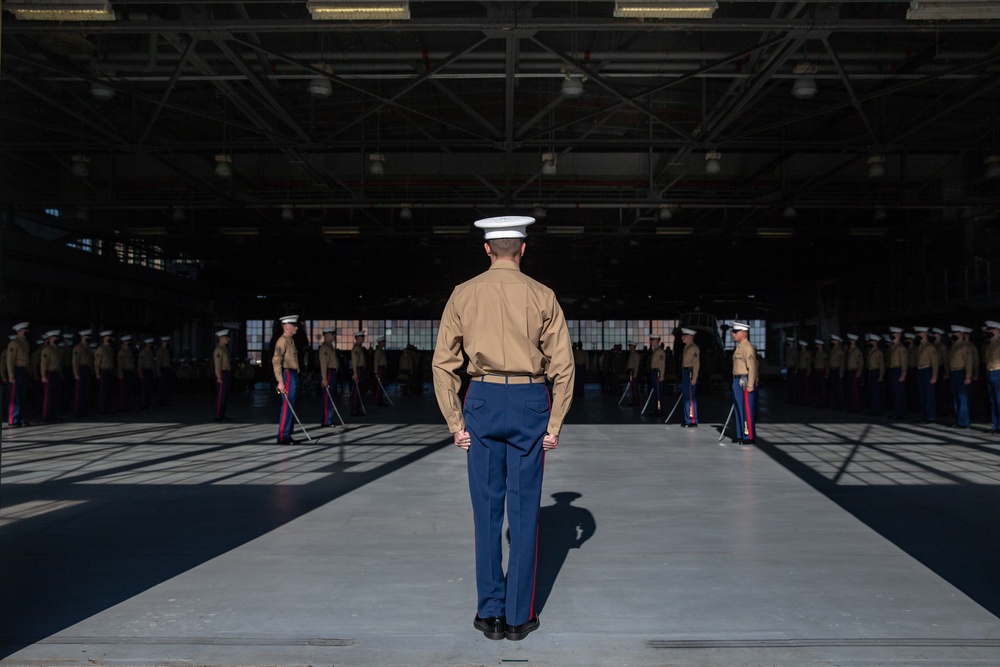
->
[[513, 491, 595, 615], [0, 432, 451, 657]]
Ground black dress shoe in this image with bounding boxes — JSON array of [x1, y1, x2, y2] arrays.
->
[[506, 615, 539, 641], [473, 615, 505, 640], [277, 437, 298, 445], [730, 438, 743, 444]]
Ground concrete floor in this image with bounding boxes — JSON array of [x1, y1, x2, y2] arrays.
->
[[2, 383, 999, 666]]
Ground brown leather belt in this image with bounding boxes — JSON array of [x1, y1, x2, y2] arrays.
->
[[474, 374, 544, 385]]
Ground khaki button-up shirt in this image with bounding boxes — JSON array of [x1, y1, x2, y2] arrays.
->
[[797, 348, 812, 373], [650, 347, 667, 375], [731, 339, 758, 389], [986, 338, 1000, 372], [138, 347, 156, 372], [867, 346, 885, 381], [351, 343, 367, 377], [214, 343, 231, 380], [6, 337, 29, 378], [94, 343, 115, 373], [374, 347, 387, 369], [918, 340, 939, 382], [949, 340, 974, 376], [272, 335, 299, 382], [829, 345, 845, 374], [40, 342, 62, 374], [117, 347, 136, 378], [432, 258, 574, 435], [846, 345, 864, 373], [681, 343, 700, 379], [72, 342, 94, 378], [889, 344, 908, 381], [319, 342, 338, 377], [813, 348, 829, 373], [156, 346, 172, 372]]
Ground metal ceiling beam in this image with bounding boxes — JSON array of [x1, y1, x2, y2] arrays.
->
[[821, 37, 879, 145], [138, 37, 200, 145]]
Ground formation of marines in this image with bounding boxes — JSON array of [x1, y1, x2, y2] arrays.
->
[[785, 322, 1000, 434]]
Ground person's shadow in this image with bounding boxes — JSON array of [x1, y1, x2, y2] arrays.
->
[[508, 491, 595, 615]]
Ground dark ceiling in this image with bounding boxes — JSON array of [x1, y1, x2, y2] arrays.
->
[[2, 1, 999, 319]]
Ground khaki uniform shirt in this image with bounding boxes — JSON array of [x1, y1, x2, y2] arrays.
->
[[867, 346, 885, 381], [351, 343, 366, 377], [784, 346, 798, 370], [797, 348, 812, 373], [986, 338, 1000, 372], [934, 341, 949, 379], [72, 342, 94, 378], [650, 347, 667, 375], [94, 343, 115, 373], [889, 343, 908, 381], [117, 347, 136, 378], [626, 349, 640, 374], [846, 345, 864, 374], [918, 340, 939, 382], [813, 348, 829, 373], [272, 335, 299, 382], [681, 343, 700, 379], [906, 342, 919, 369], [948, 340, 974, 376], [156, 346, 172, 373], [374, 347, 388, 369], [731, 339, 758, 390], [432, 258, 574, 435], [40, 342, 62, 375], [214, 343, 231, 380], [138, 347, 156, 371], [829, 345, 846, 374], [6, 337, 29, 378], [319, 342, 338, 377]]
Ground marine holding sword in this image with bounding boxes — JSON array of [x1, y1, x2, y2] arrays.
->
[[273, 314, 302, 444]]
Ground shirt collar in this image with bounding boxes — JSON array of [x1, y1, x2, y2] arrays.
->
[[489, 258, 521, 272]]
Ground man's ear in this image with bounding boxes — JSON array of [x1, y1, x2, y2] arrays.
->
[[519, 242, 526, 257], [484, 242, 492, 257]]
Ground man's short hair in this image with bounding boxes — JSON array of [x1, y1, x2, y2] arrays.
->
[[488, 237, 523, 258]]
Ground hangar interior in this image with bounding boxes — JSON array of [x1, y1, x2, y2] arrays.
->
[[1, 0, 999, 350]]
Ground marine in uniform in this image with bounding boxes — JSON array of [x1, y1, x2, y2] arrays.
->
[[398, 344, 414, 395], [828, 335, 846, 409], [72, 329, 94, 417], [213, 329, 232, 421], [948, 325, 974, 429], [39, 330, 63, 421], [432, 215, 574, 641], [914, 326, 939, 424], [350, 331, 367, 415], [0, 335, 11, 422], [679, 328, 700, 427], [865, 334, 885, 415], [932, 327, 951, 418], [318, 327, 339, 426], [138, 338, 157, 409], [117, 335, 137, 411], [6, 322, 31, 427], [156, 337, 173, 405], [904, 332, 919, 412], [273, 315, 301, 444], [373, 336, 389, 406], [625, 341, 641, 405], [845, 334, 864, 412], [61, 332, 75, 411], [796, 339, 812, 406], [648, 335, 666, 416], [984, 320, 1000, 435], [886, 327, 908, 419], [812, 339, 829, 407], [784, 338, 798, 403], [730, 321, 758, 445], [94, 330, 115, 414]]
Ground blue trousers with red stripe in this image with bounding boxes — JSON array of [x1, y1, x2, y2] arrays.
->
[[464, 378, 548, 626], [277, 369, 299, 443], [321, 369, 337, 425], [74, 366, 92, 416], [681, 368, 698, 424], [215, 370, 231, 420], [732, 376, 756, 442], [9, 367, 28, 425], [42, 371, 61, 420]]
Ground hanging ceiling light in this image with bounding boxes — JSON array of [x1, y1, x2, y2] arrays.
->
[[399, 203, 413, 220], [369, 153, 385, 175], [704, 150, 722, 175], [907, 1, 1000, 20], [281, 206, 295, 222], [70, 154, 90, 178], [614, 1, 718, 19], [791, 62, 818, 100], [560, 66, 586, 98], [783, 206, 797, 219], [215, 154, 232, 178], [172, 206, 186, 221], [308, 63, 334, 98], [873, 206, 887, 221], [541, 152, 558, 176], [531, 204, 547, 219], [868, 154, 886, 178], [306, 1, 410, 20], [5, 1, 116, 21], [985, 154, 1000, 179], [90, 80, 116, 101], [659, 205, 673, 220]]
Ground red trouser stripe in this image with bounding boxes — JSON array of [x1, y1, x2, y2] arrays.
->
[[743, 390, 754, 439]]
